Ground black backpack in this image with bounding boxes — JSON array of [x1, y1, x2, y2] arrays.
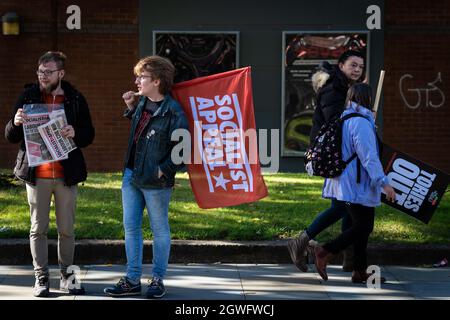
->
[[306, 113, 371, 182]]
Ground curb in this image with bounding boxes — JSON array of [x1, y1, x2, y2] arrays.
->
[[1, 239, 450, 266]]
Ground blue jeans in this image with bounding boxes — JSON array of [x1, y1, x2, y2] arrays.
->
[[305, 199, 351, 239], [122, 168, 172, 282]]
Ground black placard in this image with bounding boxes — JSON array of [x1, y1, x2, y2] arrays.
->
[[381, 144, 450, 224]]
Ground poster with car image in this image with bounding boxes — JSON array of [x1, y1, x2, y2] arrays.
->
[[282, 31, 369, 156], [381, 143, 450, 224]]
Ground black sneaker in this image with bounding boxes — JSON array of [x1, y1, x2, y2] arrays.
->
[[146, 277, 166, 299], [103, 277, 141, 297], [33, 275, 49, 297], [60, 274, 86, 295]]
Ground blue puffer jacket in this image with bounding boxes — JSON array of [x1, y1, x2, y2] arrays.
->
[[322, 102, 389, 207], [123, 94, 188, 189]]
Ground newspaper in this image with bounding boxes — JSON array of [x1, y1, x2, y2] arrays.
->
[[22, 104, 75, 167], [38, 117, 77, 161]]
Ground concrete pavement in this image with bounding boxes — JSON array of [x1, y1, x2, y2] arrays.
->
[[1, 264, 449, 300]]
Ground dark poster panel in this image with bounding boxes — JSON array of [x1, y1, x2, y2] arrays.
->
[[154, 32, 238, 83], [282, 32, 369, 156], [381, 144, 450, 224]]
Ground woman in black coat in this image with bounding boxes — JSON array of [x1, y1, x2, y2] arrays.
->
[[287, 50, 366, 274]]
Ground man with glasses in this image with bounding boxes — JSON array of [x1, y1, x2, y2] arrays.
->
[[5, 51, 95, 297], [104, 55, 188, 299]]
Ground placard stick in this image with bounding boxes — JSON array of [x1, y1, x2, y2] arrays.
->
[[373, 70, 385, 112]]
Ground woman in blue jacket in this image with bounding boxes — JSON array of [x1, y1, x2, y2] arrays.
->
[[314, 83, 397, 283]]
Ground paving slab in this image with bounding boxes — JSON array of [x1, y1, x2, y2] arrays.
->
[[238, 264, 328, 300], [385, 266, 450, 282], [0, 266, 76, 300], [164, 264, 244, 300], [399, 283, 450, 300], [320, 266, 413, 300], [384, 266, 450, 300], [1, 264, 449, 300]]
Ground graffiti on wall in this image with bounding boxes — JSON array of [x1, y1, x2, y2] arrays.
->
[[399, 73, 445, 110]]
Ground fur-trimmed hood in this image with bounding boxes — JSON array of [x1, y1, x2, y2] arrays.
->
[[309, 61, 351, 144], [311, 70, 330, 93], [311, 61, 333, 93], [311, 61, 350, 94]]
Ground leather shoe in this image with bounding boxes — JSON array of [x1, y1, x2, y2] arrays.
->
[[314, 246, 331, 281]]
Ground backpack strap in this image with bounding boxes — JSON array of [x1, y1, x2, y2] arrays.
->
[[356, 158, 361, 183], [343, 152, 361, 183], [344, 153, 357, 164], [340, 113, 368, 122], [341, 113, 371, 184]]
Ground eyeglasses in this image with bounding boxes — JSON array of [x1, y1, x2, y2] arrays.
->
[[135, 75, 152, 81], [36, 69, 61, 77]]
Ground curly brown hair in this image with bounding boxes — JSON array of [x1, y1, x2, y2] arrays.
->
[[134, 56, 175, 95]]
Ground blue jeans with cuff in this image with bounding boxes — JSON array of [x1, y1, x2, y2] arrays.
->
[[122, 168, 172, 282]]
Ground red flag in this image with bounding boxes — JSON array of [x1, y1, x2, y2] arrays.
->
[[172, 67, 268, 209]]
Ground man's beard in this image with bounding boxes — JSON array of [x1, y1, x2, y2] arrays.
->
[[41, 80, 60, 94]]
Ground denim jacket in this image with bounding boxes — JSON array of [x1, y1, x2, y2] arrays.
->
[[123, 94, 188, 189], [322, 102, 389, 207]]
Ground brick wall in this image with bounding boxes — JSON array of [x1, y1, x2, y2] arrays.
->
[[384, 0, 450, 172], [0, 0, 138, 172], [1, 0, 449, 173]]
